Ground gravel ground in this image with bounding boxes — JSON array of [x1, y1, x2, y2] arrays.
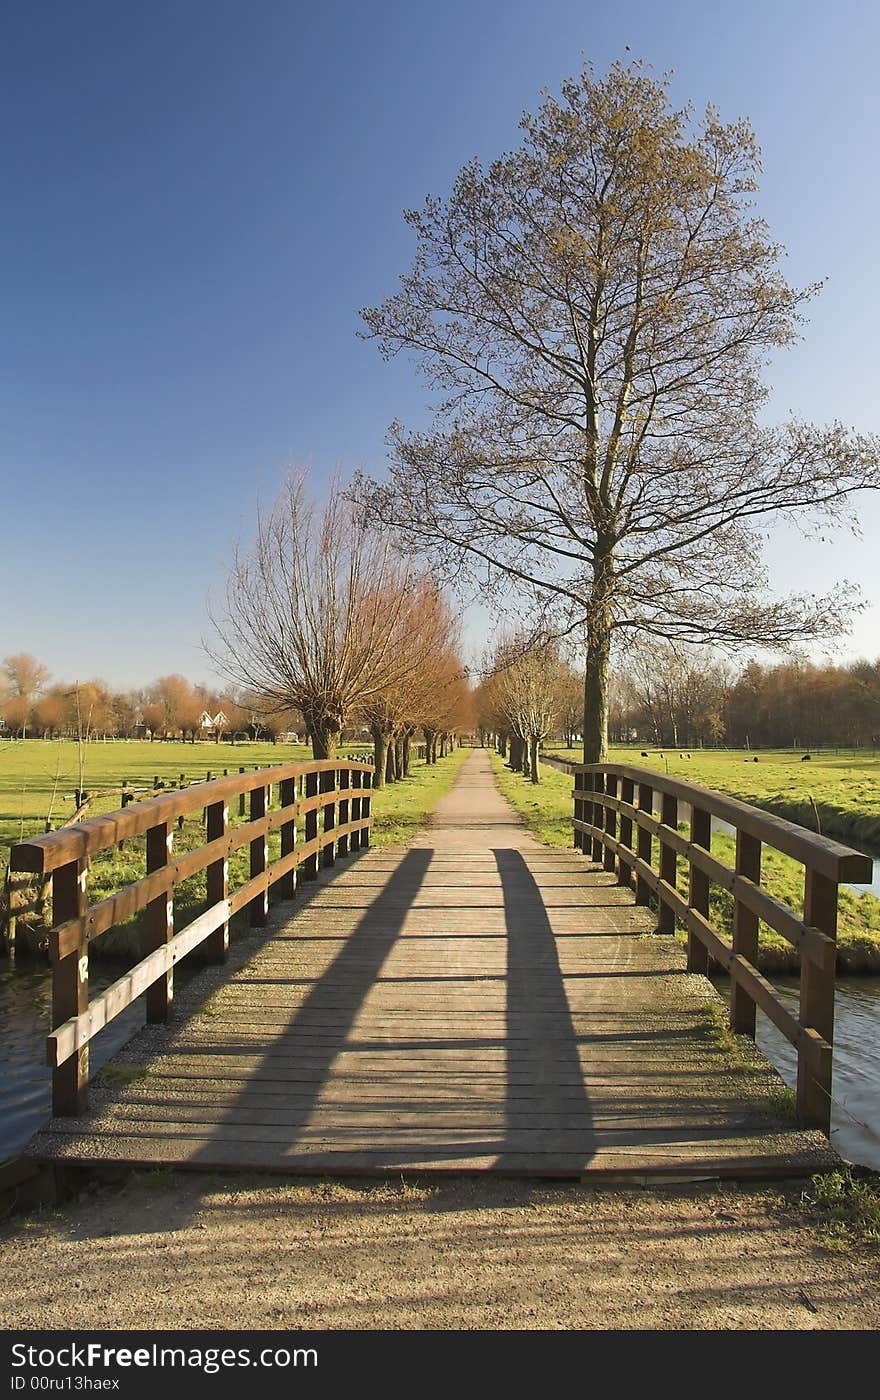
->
[[1, 1172, 878, 1331]]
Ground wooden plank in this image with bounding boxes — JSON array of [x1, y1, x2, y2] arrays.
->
[[277, 775, 297, 901], [731, 830, 761, 1036], [249, 784, 268, 926], [51, 858, 88, 1114], [687, 806, 711, 975], [145, 821, 174, 1023], [205, 799, 229, 962], [48, 900, 232, 1068], [302, 770, 319, 878], [337, 767, 350, 859], [798, 869, 837, 1133]]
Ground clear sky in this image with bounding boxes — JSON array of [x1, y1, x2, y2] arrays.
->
[[2, 0, 878, 689]]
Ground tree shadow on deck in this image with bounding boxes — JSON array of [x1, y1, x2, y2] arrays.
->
[[170, 844, 597, 1175], [493, 848, 594, 1172]]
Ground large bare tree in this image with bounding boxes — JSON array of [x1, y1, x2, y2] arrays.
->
[[208, 468, 440, 759], [357, 60, 880, 760]]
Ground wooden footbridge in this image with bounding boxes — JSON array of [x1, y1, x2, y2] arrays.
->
[[10, 750, 870, 1179]]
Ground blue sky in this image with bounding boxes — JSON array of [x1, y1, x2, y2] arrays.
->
[[2, 0, 878, 688]]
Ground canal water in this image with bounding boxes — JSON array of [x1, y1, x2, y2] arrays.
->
[[2, 956, 879, 1170]]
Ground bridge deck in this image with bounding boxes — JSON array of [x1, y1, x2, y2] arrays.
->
[[29, 754, 835, 1179]]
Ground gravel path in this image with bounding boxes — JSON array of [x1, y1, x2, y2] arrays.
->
[[1, 1173, 878, 1330]]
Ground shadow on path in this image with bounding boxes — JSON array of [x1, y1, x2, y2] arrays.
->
[[494, 848, 594, 1170]]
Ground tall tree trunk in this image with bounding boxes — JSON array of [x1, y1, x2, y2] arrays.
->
[[430, 736, 438, 763], [529, 735, 540, 784], [423, 728, 435, 764], [509, 735, 522, 772], [385, 740, 396, 783], [310, 725, 336, 761], [401, 731, 411, 777], [371, 726, 388, 788], [583, 545, 615, 764]]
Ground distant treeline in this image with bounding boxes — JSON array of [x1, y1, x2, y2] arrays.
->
[[609, 646, 880, 750], [0, 657, 298, 743]]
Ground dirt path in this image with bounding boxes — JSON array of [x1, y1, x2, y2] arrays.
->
[[2, 1174, 878, 1330]]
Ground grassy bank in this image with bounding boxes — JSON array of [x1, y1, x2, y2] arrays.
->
[[492, 751, 880, 972], [2, 739, 468, 957]]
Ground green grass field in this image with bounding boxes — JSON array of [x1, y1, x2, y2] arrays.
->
[[545, 743, 880, 852], [1, 738, 469, 957], [494, 751, 880, 972]]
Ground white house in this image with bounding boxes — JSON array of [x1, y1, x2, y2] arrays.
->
[[199, 710, 229, 737]]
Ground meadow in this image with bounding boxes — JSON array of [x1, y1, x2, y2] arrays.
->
[[1, 738, 470, 957], [495, 751, 880, 972], [546, 743, 880, 852]]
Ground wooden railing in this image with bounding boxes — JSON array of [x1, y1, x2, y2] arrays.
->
[[570, 762, 872, 1134], [9, 759, 373, 1116]]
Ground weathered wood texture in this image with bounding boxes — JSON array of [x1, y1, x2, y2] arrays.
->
[[28, 754, 835, 1180], [11, 761, 373, 1112], [569, 759, 873, 1136]]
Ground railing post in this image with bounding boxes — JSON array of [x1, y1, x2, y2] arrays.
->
[[573, 772, 584, 852], [797, 867, 837, 1133], [603, 774, 617, 873], [51, 857, 88, 1115], [687, 806, 711, 974], [205, 799, 229, 962], [249, 782, 268, 925], [278, 775, 297, 899], [145, 822, 174, 1022], [320, 769, 336, 868], [303, 770, 319, 878], [658, 792, 678, 935], [350, 769, 362, 851], [238, 766, 246, 818], [636, 782, 653, 906], [362, 769, 372, 847], [619, 777, 634, 888], [731, 831, 762, 1034], [591, 772, 604, 863], [337, 766, 350, 858]]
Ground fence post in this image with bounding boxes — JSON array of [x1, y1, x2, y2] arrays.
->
[[350, 769, 363, 851], [51, 857, 89, 1115], [573, 772, 584, 852], [687, 806, 711, 973], [797, 867, 837, 1133], [603, 774, 617, 873], [249, 783, 268, 925], [303, 770, 319, 878], [337, 765, 350, 858], [321, 769, 336, 867], [278, 775, 297, 899], [238, 766, 246, 818], [619, 777, 634, 888], [205, 799, 229, 961], [362, 769, 372, 847], [145, 822, 174, 1022], [658, 792, 678, 935], [731, 830, 761, 1034], [636, 783, 653, 906], [590, 772, 604, 863]]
